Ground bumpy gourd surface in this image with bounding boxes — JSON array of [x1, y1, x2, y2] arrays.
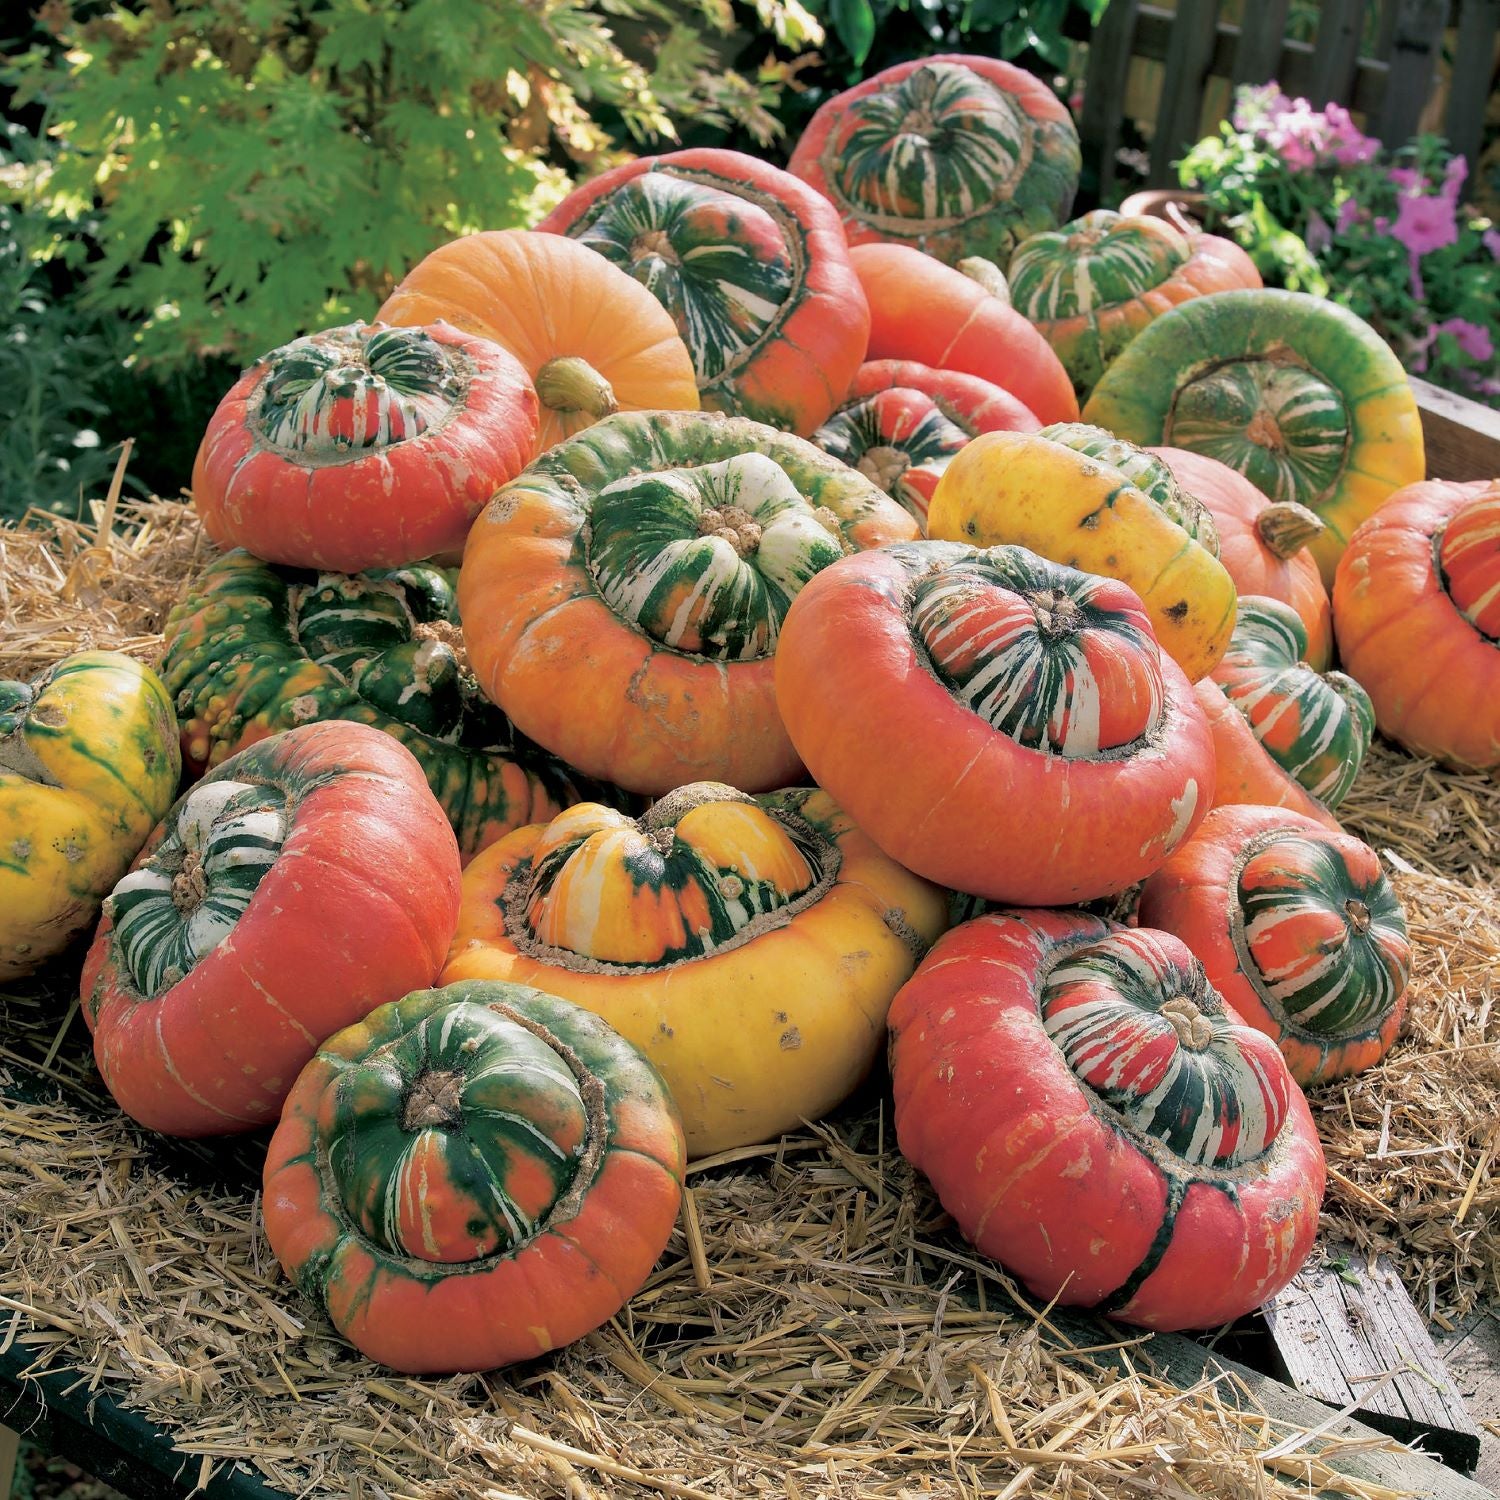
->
[[263, 981, 684, 1372], [512, 792, 830, 969], [108, 780, 287, 999], [1438, 493, 1500, 637], [1039, 422, 1218, 552], [254, 326, 468, 458], [1010, 214, 1189, 321], [587, 453, 846, 660], [791, 55, 1080, 264], [1212, 596, 1374, 808], [887, 910, 1323, 1329], [0, 652, 181, 980], [460, 410, 915, 795], [1040, 928, 1290, 1170], [1233, 829, 1409, 1041], [1082, 290, 1423, 581], [163, 552, 583, 861], [910, 549, 1165, 756]]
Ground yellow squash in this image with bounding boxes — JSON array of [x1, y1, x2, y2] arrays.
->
[[1, 652, 181, 979], [927, 428, 1237, 680], [442, 783, 949, 1156]]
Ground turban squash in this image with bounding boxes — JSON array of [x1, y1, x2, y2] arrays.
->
[[1138, 805, 1410, 1086], [1334, 479, 1500, 770], [1006, 210, 1260, 400], [538, 148, 868, 437], [441, 783, 948, 1156], [888, 910, 1325, 1329], [1152, 445, 1333, 671], [1082, 289, 1424, 584], [263, 982, 684, 1373], [458, 410, 917, 796], [926, 426, 1237, 681], [1211, 595, 1373, 811], [774, 540, 1215, 905], [162, 550, 588, 863], [81, 722, 461, 1136], [377, 229, 699, 456], [193, 321, 539, 572], [851, 243, 1078, 427], [812, 360, 1040, 526], [788, 55, 1080, 267], [1, 652, 180, 980]]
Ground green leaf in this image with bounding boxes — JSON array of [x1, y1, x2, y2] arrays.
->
[[829, 0, 877, 64]]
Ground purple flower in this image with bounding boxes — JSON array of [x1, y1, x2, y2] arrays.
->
[[1442, 155, 1468, 200], [1433, 317, 1495, 362], [1335, 199, 1364, 234], [1305, 210, 1332, 253], [1393, 192, 1459, 257], [1485, 228, 1500, 260], [1387, 166, 1423, 193]]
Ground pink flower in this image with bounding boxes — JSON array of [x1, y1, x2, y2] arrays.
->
[[1393, 192, 1458, 257], [1484, 228, 1500, 260], [1442, 155, 1468, 200], [1433, 317, 1494, 362], [1335, 199, 1363, 234], [1305, 210, 1332, 253], [1387, 166, 1423, 193]]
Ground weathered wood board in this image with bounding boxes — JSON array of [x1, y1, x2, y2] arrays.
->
[[1265, 1246, 1483, 1472], [1414, 378, 1500, 484]]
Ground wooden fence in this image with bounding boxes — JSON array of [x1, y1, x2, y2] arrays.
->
[[1080, 0, 1500, 199]]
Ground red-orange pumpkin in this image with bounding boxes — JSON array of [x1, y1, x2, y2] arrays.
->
[[775, 540, 1214, 904], [193, 322, 539, 572], [1334, 479, 1500, 769], [81, 722, 462, 1135], [787, 55, 1080, 266], [538, 149, 868, 437], [851, 243, 1079, 427], [1153, 445, 1333, 670], [889, 910, 1325, 1329], [1194, 679, 1341, 831], [813, 360, 1040, 525], [1138, 805, 1411, 1085], [263, 981, 684, 1373]]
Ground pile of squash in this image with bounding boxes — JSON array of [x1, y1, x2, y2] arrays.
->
[[5, 54, 1495, 1378]]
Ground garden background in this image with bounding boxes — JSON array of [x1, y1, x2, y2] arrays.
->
[[2, 0, 1497, 530]]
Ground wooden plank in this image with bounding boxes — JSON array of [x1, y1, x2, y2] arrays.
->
[[1147, 0, 1222, 187], [1310, 0, 1370, 103], [1414, 377, 1500, 482], [1377, 0, 1449, 147], [1230, 0, 1291, 86], [1080, 0, 1143, 202], [1436, 1313, 1500, 1492], [1130, 8, 1391, 119], [1265, 1247, 1482, 1471], [1043, 1309, 1497, 1499], [1446, 0, 1500, 169]]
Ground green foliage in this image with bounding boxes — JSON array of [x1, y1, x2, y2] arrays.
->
[[0, 123, 140, 521], [1181, 86, 1500, 407], [810, 0, 1106, 81], [6, 0, 821, 374]]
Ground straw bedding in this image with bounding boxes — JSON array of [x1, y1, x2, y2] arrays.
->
[[1, 494, 1496, 1498]]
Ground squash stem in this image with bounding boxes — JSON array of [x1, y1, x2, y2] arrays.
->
[[535, 356, 619, 421]]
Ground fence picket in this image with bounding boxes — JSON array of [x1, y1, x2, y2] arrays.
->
[[1082, 0, 1144, 202], [1231, 0, 1292, 85], [1309, 0, 1370, 103], [1377, 0, 1448, 147], [1147, 0, 1223, 186], [1446, 0, 1500, 168]]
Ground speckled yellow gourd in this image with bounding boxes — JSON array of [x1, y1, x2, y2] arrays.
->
[[926, 428, 1238, 680], [1, 652, 180, 979]]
